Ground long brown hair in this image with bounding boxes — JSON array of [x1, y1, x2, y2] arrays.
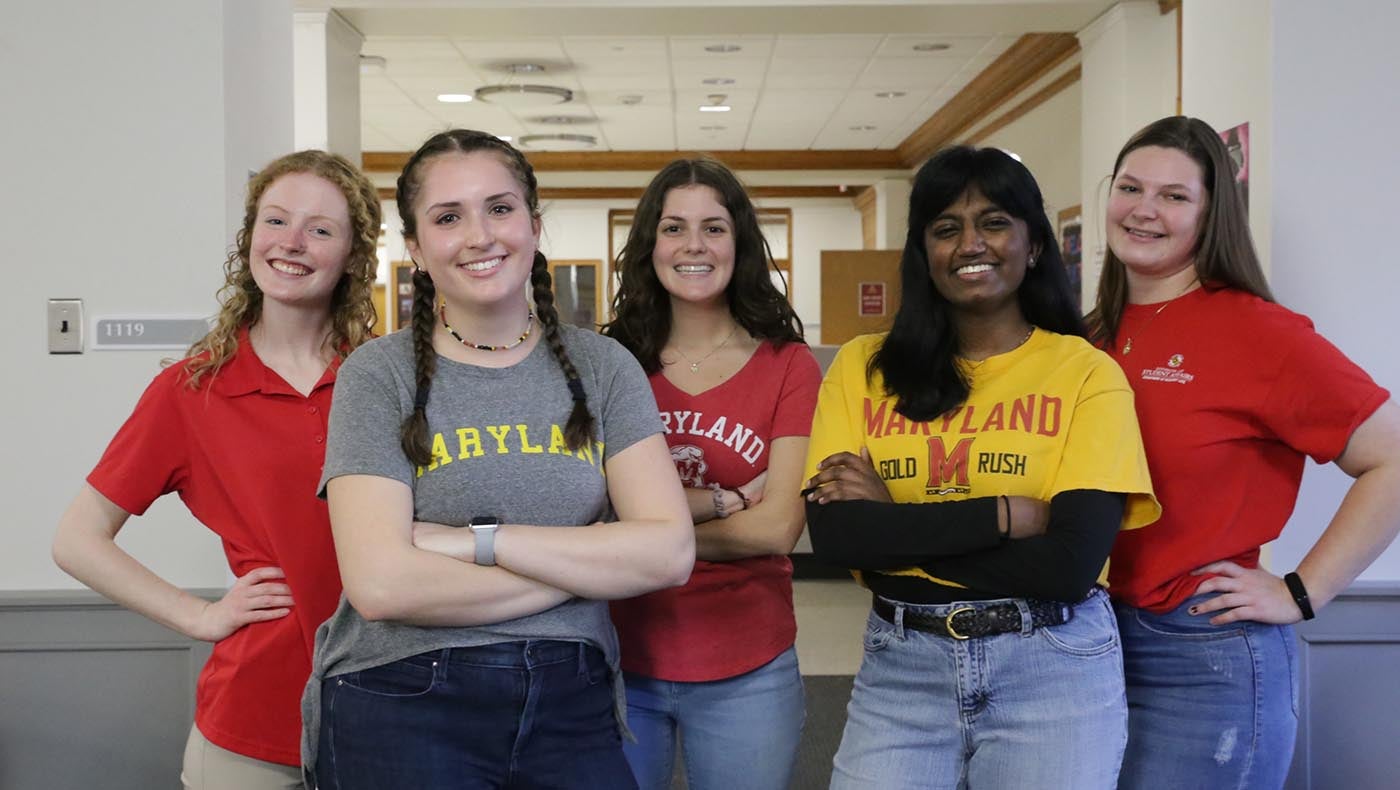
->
[[1088, 116, 1272, 346], [394, 129, 595, 466], [602, 156, 803, 373], [183, 150, 381, 388]]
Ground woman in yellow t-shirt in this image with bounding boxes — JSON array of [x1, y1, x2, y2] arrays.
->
[[804, 146, 1159, 789]]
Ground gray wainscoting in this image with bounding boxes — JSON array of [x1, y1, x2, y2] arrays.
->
[[2, 584, 1396, 789], [0, 590, 215, 790], [1286, 582, 1400, 790]]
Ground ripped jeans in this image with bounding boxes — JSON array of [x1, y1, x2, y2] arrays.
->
[[1115, 596, 1300, 790]]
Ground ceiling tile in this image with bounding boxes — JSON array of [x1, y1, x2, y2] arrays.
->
[[772, 35, 884, 59]]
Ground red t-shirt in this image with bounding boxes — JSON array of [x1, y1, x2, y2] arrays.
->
[[610, 341, 821, 681], [1107, 287, 1388, 612], [86, 331, 344, 765]]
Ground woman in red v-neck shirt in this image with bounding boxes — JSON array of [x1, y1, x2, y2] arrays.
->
[[603, 157, 821, 790], [52, 151, 381, 789]]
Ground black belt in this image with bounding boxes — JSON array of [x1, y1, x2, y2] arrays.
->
[[873, 595, 1072, 640]]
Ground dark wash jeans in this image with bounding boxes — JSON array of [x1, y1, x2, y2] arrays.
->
[[315, 640, 637, 790]]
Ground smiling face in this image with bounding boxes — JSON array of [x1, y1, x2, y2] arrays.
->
[[404, 151, 541, 313], [651, 184, 736, 308], [1106, 145, 1208, 284], [923, 187, 1037, 318], [248, 172, 353, 311]]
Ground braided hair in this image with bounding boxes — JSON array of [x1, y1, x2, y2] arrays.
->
[[394, 129, 594, 465]]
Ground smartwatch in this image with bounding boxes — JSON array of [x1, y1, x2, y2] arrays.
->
[[468, 516, 500, 566]]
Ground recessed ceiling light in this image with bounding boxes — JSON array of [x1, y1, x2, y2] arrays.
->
[[702, 77, 736, 86], [531, 114, 593, 125], [699, 105, 731, 112], [618, 94, 644, 106], [506, 63, 546, 74], [849, 125, 877, 131], [517, 133, 597, 150], [699, 125, 727, 131], [704, 43, 742, 53], [874, 91, 907, 99], [437, 93, 473, 103], [912, 43, 952, 52], [474, 84, 573, 106]]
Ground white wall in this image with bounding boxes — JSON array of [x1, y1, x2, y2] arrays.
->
[[0, 0, 294, 591], [1182, 0, 1272, 274], [1077, 1, 1178, 303], [1265, 0, 1400, 581], [977, 80, 1083, 228]]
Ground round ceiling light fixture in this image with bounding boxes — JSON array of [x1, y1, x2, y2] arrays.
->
[[912, 43, 952, 52], [874, 91, 907, 99], [702, 77, 736, 86], [474, 84, 574, 107], [704, 43, 742, 53], [517, 133, 597, 150]]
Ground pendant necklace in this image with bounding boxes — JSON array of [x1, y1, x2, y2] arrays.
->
[[672, 323, 740, 373], [1121, 281, 1198, 355], [440, 304, 534, 351]]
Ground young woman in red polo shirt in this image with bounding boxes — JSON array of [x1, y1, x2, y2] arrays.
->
[[603, 157, 820, 790], [52, 150, 381, 789], [1091, 116, 1400, 789]]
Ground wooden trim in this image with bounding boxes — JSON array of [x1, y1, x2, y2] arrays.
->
[[966, 65, 1081, 145], [895, 33, 1079, 167], [854, 186, 877, 250], [379, 185, 864, 202], [363, 149, 903, 174], [1158, 0, 1182, 13], [1174, 2, 1183, 115], [1057, 204, 1082, 226]]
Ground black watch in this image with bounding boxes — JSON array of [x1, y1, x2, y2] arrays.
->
[[468, 516, 500, 566]]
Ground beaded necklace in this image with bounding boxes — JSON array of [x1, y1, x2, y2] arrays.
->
[[440, 304, 534, 351]]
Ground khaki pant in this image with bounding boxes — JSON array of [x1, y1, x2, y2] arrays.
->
[[181, 725, 302, 790]]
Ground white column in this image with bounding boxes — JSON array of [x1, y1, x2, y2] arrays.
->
[[293, 10, 363, 159], [873, 178, 912, 249], [1076, 1, 1178, 303]]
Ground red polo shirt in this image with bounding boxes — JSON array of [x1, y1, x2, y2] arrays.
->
[[86, 329, 343, 765]]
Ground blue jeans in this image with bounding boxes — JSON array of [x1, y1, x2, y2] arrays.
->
[[1116, 596, 1299, 790], [622, 646, 805, 790], [315, 641, 636, 790], [831, 588, 1127, 790]]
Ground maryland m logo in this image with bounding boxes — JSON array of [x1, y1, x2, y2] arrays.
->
[[926, 436, 974, 494]]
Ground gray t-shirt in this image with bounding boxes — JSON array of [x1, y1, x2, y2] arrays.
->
[[301, 324, 662, 771]]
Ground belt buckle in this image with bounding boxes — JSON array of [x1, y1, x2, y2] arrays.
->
[[945, 606, 976, 640]]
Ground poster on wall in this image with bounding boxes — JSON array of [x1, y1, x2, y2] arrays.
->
[[1057, 206, 1083, 313], [1219, 122, 1250, 210], [858, 282, 886, 316]]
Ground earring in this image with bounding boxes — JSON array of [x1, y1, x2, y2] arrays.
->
[[1028, 254, 1037, 268]]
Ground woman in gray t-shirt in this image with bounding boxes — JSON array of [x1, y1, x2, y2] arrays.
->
[[305, 129, 693, 789]]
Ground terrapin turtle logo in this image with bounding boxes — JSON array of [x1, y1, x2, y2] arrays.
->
[[671, 444, 708, 487], [1168, 354, 1184, 368]]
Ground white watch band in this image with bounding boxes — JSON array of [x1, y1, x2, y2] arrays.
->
[[470, 519, 498, 566]]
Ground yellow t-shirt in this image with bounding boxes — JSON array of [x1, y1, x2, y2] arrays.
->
[[804, 329, 1160, 591]]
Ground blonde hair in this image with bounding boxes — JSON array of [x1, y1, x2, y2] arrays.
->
[[182, 150, 382, 388]]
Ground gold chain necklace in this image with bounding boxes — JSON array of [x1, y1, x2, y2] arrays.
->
[[960, 325, 1035, 367], [440, 304, 534, 351], [671, 324, 739, 373], [1122, 281, 1198, 355]]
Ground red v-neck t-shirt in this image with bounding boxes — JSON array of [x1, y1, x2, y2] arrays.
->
[[86, 330, 344, 765], [610, 340, 821, 681]]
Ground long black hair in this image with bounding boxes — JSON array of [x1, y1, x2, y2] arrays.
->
[[1087, 116, 1271, 347], [871, 146, 1083, 421], [395, 129, 594, 465], [603, 156, 803, 373]]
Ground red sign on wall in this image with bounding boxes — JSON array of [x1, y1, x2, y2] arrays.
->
[[858, 282, 886, 316]]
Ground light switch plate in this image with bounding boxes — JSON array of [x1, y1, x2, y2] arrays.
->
[[48, 299, 83, 354]]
